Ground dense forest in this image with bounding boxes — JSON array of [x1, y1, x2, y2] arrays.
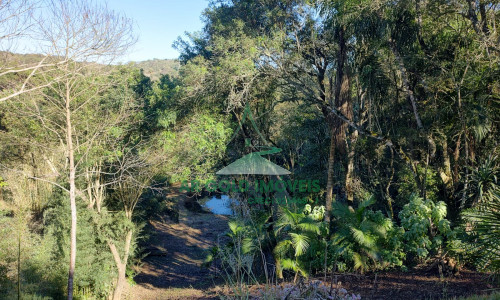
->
[[0, 0, 499, 299]]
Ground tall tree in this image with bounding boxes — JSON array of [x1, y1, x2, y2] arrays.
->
[[1, 1, 135, 298]]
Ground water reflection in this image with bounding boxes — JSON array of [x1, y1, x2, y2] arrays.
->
[[201, 195, 237, 215]]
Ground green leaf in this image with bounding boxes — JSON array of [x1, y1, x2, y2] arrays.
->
[[290, 233, 310, 256]]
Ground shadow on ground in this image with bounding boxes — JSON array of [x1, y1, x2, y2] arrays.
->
[[127, 192, 228, 299]]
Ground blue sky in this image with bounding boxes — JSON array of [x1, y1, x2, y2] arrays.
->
[[105, 0, 210, 62]]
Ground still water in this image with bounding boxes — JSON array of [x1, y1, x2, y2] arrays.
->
[[201, 195, 237, 215]]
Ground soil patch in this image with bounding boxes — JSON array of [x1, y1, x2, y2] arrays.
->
[[324, 269, 497, 299], [126, 191, 228, 300]]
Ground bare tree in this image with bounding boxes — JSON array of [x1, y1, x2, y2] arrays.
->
[[0, 0, 65, 102], [0, 0, 31, 42], [85, 139, 162, 300], [36, 2, 134, 297], [0, 1, 135, 299]]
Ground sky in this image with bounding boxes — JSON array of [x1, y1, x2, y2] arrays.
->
[[105, 0, 210, 62]]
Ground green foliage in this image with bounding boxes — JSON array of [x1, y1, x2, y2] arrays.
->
[[399, 195, 454, 262], [1, 0, 500, 296], [396, 164, 440, 205], [467, 155, 499, 205], [129, 59, 179, 80], [161, 112, 233, 183], [273, 102, 330, 184], [44, 195, 116, 298], [273, 205, 327, 279], [207, 218, 260, 289], [331, 197, 404, 273], [0, 176, 6, 188], [462, 187, 500, 274]]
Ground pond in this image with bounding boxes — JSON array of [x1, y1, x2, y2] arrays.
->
[[201, 195, 238, 215]]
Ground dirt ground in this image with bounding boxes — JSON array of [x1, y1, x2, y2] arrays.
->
[[125, 191, 227, 300], [323, 269, 497, 299], [125, 190, 497, 300]]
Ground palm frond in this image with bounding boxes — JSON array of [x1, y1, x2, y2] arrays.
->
[[297, 218, 321, 234], [463, 189, 500, 273], [228, 220, 244, 236], [280, 258, 297, 272], [274, 239, 293, 256], [359, 195, 376, 209], [353, 252, 368, 272], [290, 232, 310, 256], [350, 227, 375, 248]]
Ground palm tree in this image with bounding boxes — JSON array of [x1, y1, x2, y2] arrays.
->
[[331, 196, 393, 273], [468, 155, 499, 205], [273, 205, 326, 282], [463, 188, 500, 273]]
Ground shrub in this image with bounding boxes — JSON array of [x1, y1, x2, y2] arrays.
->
[[331, 196, 404, 273], [399, 194, 454, 262], [274, 205, 327, 280]]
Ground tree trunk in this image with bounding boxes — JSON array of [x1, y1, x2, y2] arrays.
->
[[346, 130, 357, 202], [325, 129, 336, 223], [17, 231, 21, 300], [65, 82, 77, 300], [113, 265, 126, 300], [108, 230, 133, 300], [479, 1, 489, 34], [333, 27, 351, 156], [386, 147, 395, 218], [466, 0, 482, 35], [325, 26, 352, 222], [390, 41, 423, 130], [439, 134, 453, 190], [453, 134, 461, 184]]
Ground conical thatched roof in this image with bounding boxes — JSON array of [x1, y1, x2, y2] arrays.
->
[[216, 152, 290, 175]]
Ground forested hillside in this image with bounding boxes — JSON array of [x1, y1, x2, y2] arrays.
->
[[0, 0, 499, 299], [128, 59, 180, 80]]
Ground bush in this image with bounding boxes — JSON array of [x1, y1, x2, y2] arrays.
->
[[399, 194, 455, 263], [43, 194, 116, 298], [330, 196, 404, 273], [274, 205, 328, 280]]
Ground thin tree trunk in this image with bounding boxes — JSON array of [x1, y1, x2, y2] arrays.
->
[[479, 1, 489, 34], [422, 152, 430, 200], [334, 27, 351, 155], [439, 134, 453, 190], [461, 130, 469, 208], [457, 65, 469, 208], [65, 82, 77, 300], [453, 135, 461, 185], [108, 230, 133, 300], [390, 41, 423, 130], [325, 129, 336, 223], [442, 137, 452, 182], [17, 231, 21, 300], [466, 0, 482, 35], [386, 147, 395, 219], [346, 130, 357, 202], [390, 39, 441, 194]]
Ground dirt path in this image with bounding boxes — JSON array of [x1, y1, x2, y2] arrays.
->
[[126, 194, 228, 300]]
